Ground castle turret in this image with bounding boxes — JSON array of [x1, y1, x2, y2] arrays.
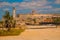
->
[[13, 7, 16, 20]]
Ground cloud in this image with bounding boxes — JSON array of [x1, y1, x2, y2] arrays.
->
[[0, 2, 20, 7], [24, 0, 47, 2], [53, 8, 60, 11], [0, 0, 60, 13], [20, 1, 46, 7], [11, 3, 20, 7], [3, 8, 10, 11], [37, 8, 60, 13], [0, 2, 11, 6], [0, 0, 51, 9], [18, 1, 51, 10], [0, 0, 49, 7], [55, 0, 60, 4]]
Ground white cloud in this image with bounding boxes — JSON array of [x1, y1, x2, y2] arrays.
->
[[53, 8, 60, 11], [19, 1, 51, 10], [20, 1, 46, 7], [3, 8, 10, 11], [55, 0, 60, 4], [24, 0, 47, 2], [0, 2, 11, 6], [0, 2, 20, 7], [0, 0, 51, 9], [0, 0, 60, 13], [37, 8, 60, 13], [0, 0, 48, 7], [11, 3, 20, 7]]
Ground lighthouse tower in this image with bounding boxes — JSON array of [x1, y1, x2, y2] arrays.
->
[[13, 7, 16, 20]]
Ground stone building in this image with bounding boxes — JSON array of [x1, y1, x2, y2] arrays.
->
[[12, 7, 60, 25]]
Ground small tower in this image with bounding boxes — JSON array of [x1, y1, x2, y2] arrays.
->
[[13, 7, 16, 20], [32, 10, 36, 15]]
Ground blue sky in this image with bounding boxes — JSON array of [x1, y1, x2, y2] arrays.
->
[[0, 0, 60, 19]]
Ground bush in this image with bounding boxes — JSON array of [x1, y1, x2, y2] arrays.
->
[[0, 28, 25, 36]]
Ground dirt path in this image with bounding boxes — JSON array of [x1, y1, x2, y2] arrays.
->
[[0, 28, 60, 40]]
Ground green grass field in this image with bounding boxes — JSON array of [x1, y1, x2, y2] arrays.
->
[[0, 28, 25, 36]]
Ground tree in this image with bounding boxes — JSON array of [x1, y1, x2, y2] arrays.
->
[[33, 18, 36, 23], [3, 11, 12, 31], [0, 20, 3, 30], [52, 17, 60, 28]]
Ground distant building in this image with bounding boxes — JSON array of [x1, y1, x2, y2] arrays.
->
[[12, 7, 60, 25]]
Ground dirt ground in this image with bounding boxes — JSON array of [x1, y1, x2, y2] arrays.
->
[[0, 28, 60, 40]]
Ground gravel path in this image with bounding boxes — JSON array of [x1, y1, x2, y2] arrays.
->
[[0, 28, 60, 40]]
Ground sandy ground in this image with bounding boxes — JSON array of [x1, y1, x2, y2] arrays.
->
[[0, 28, 60, 40]]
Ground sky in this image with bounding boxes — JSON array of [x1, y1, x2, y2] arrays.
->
[[0, 0, 60, 19]]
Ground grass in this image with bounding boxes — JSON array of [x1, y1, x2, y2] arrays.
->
[[0, 28, 25, 36]]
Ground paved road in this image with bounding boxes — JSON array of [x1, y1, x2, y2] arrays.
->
[[26, 25, 56, 29], [0, 28, 60, 40]]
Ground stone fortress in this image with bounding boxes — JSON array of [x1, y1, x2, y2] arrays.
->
[[12, 7, 60, 26]]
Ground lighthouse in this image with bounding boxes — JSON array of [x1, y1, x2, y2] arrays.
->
[[13, 7, 16, 20]]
